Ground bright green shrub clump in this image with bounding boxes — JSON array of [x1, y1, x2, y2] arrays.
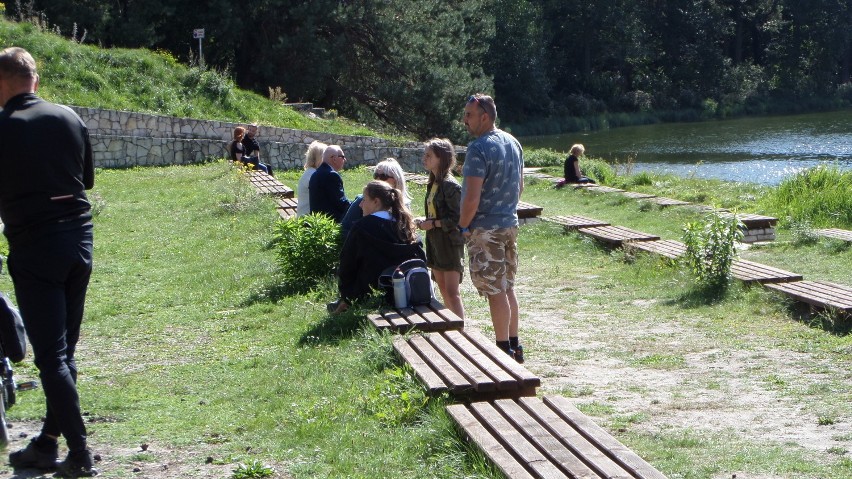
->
[[682, 212, 742, 289], [273, 214, 341, 292], [524, 148, 564, 167]]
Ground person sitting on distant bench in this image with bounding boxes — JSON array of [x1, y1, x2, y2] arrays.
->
[[241, 123, 273, 175], [561, 143, 596, 185], [229, 126, 247, 163]]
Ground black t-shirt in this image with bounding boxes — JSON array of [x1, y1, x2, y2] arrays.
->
[[564, 155, 580, 182], [242, 135, 260, 157], [0, 93, 94, 242]]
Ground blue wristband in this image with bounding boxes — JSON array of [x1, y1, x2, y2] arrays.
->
[[458, 226, 470, 234]]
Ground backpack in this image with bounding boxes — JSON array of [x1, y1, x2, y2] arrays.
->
[[379, 259, 434, 309]]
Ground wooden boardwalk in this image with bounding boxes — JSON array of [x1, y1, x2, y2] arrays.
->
[[247, 171, 294, 198], [577, 225, 660, 245], [765, 280, 852, 313], [814, 228, 852, 242], [448, 396, 669, 479]]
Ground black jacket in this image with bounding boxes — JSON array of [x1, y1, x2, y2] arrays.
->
[[309, 162, 350, 222], [338, 214, 425, 302], [0, 93, 94, 242]]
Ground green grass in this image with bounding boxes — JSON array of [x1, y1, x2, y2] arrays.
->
[[0, 163, 850, 478], [0, 18, 400, 140], [759, 165, 852, 229]]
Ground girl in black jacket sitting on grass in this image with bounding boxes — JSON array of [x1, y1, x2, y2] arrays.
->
[[328, 180, 426, 313]]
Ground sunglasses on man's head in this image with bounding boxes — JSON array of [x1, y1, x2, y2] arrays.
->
[[467, 95, 481, 106], [374, 173, 390, 181]]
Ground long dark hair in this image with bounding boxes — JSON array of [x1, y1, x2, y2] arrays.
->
[[363, 180, 417, 243], [424, 138, 456, 188]]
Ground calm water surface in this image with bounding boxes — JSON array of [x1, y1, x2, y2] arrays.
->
[[520, 109, 852, 185]]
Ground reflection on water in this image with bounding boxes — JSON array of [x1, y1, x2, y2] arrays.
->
[[519, 109, 852, 184]]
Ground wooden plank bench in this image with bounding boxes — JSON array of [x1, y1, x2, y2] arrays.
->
[[247, 171, 294, 198], [764, 280, 852, 314], [586, 185, 625, 193], [275, 197, 299, 220], [814, 228, 852, 242], [718, 212, 777, 229], [621, 191, 657, 200], [626, 240, 802, 284], [517, 201, 544, 220], [447, 395, 669, 479], [645, 196, 691, 207], [367, 298, 464, 333], [545, 215, 610, 231], [730, 259, 802, 284], [577, 225, 660, 245], [624, 239, 686, 260], [393, 328, 540, 400]]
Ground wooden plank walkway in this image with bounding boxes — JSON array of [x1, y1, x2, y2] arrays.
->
[[275, 198, 298, 219], [586, 185, 625, 193], [621, 191, 657, 200], [814, 228, 852, 242], [577, 225, 660, 245], [645, 196, 691, 207], [764, 280, 852, 313], [717, 211, 777, 229], [625, 239, 686, 260], [626, 240, 802, 284], [545, 215, 610, 231], [447, 396, 669, 479], [394, 328, 540, 400], [247, 171, 294, 198], [367, 299, 464, 333]]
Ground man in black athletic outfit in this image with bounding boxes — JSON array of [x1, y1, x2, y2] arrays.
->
[[0, 47, 98, 477]]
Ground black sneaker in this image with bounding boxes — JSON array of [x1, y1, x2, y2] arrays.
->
[[55, 449, 98, 477], [9, 436, 59, 470], [513, 345, 525, 364]]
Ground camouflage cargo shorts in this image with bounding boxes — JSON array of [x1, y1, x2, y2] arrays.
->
[[466, 227, 518, 296]]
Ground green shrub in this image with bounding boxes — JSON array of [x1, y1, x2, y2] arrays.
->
[[524, 148, 564, 167], [232, 460, 274, 479], [583, 159, 616, 185], [681, 212, 742, 288], [273, 214, 341, 292]]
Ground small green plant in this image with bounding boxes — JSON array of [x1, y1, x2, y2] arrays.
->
[[363, 364, 429, 426], [217, 161, 259, 213], [681, 212, 743, 288], [267, 86, 287, 103], [231, 459, 274, 479], [788, 218, 820, 245], [272, 213, 341, 292]]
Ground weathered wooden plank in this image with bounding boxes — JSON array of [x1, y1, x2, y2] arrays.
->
[[621, 191, 657, 199], [495, 399, 601, 479], [814, 228, 852, 242], [465, 329, 540, 390], [543, 396, 669, 479], [367, 313, 391, 331], [730, 260, 802, 284], [392, 336, 446, 394], [469, 402, 568, 479], [624, 239, 686, 260], [765, 281, 852, 311], [443, 330, 518, 390], [409, 334, 473, 393], [425, 333, 496, 392], [446, 404, 536, 479], [577, 225, 660, 245], [645, 196, 691, 207], [546, 215, 610, 231]]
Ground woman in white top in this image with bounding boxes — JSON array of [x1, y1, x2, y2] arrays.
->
[[296, 141, 327, 216]]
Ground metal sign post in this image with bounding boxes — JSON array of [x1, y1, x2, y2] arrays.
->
[[193, 29, 205, 66]]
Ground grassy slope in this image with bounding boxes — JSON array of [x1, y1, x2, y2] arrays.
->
[[0, 18, 385, 138], [0, 164, 848, 478]]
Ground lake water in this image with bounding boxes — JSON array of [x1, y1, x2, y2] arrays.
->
[[519, 109, 852, 185]]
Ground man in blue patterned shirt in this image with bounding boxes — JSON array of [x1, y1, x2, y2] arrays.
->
[[458, 93, 526, 363]]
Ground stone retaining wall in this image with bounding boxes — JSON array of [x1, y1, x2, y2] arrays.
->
[[71, 106, 429, 172]]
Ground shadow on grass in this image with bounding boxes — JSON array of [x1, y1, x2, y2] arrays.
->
[[298, 296, 384, 346], [664, 281, 731, 309], [784, 301, 852, 336]]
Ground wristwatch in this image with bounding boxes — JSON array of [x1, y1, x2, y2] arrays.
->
[[457, 225, 470, 234]]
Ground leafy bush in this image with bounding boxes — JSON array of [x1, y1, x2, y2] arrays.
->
[[681, 212, 742, 288], [273, 214, 341, 292], [232, 460, 274, 479]]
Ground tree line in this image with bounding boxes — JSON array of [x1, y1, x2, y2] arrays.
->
[[12, 0, 852, 140]]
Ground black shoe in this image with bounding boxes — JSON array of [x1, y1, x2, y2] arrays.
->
[[327, 299, 342, 313], [55, 449, 98, 477], [513, 345, 525, 364], [9, 436, 59, 470]]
